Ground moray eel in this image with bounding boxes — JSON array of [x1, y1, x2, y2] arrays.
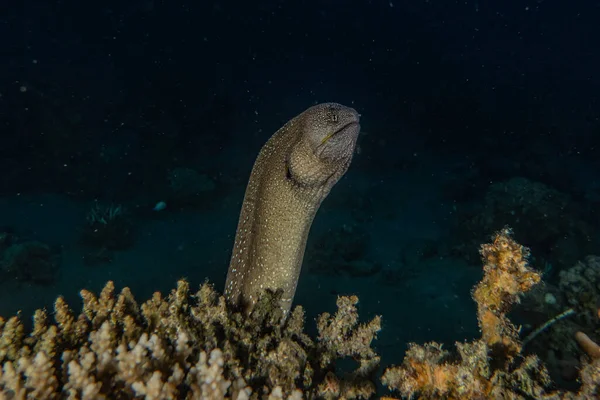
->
[[225, 103, 361, 315]]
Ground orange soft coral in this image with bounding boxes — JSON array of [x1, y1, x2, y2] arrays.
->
[[474, 227, 541, 358], [382, 228, 549, 399]]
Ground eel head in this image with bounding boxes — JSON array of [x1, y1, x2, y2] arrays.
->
[[286, 103, 361, 191]]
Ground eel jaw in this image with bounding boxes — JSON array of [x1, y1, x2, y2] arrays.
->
[[317, 120, 361, 160], [320, 121, 361, 145]]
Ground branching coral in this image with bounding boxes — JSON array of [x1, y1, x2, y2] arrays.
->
[[0, 281, 380, 399], [1, 229, 600, 399], [381, 228, 600, 399]]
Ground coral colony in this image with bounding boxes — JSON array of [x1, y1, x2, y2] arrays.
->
[[85, 203, 124, 226], [1, 229, 599, 398]]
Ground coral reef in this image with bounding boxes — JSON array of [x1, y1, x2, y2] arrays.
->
[[559, 256, 600, 326], [525, 256, 600, 384], [381, 228, 600, 399], [0, 281, 380, 399], [80, 202, 135, 252], [1, 229, 600, 399], [0, 231, 60, 285], [505, 255, 600, 387], [450, 177, 598, 269]]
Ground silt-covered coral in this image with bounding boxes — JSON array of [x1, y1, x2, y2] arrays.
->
[[0, 280, 380, 399]]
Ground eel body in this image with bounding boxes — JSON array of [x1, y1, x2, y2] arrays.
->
[[225, 103, 361, 315]]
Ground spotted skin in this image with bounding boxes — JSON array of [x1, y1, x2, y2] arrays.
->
[[225, 103, 361, 315]]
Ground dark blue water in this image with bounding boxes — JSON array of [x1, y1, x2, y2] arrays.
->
[[1, 0, 599, 392]]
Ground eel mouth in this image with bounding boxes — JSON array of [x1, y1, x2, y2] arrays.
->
[[319, 121, 361, 146]]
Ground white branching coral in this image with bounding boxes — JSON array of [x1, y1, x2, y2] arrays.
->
[[0, 280, 380, 399]]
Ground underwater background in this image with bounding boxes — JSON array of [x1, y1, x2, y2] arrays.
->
[[1, 0, 600, 392]]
